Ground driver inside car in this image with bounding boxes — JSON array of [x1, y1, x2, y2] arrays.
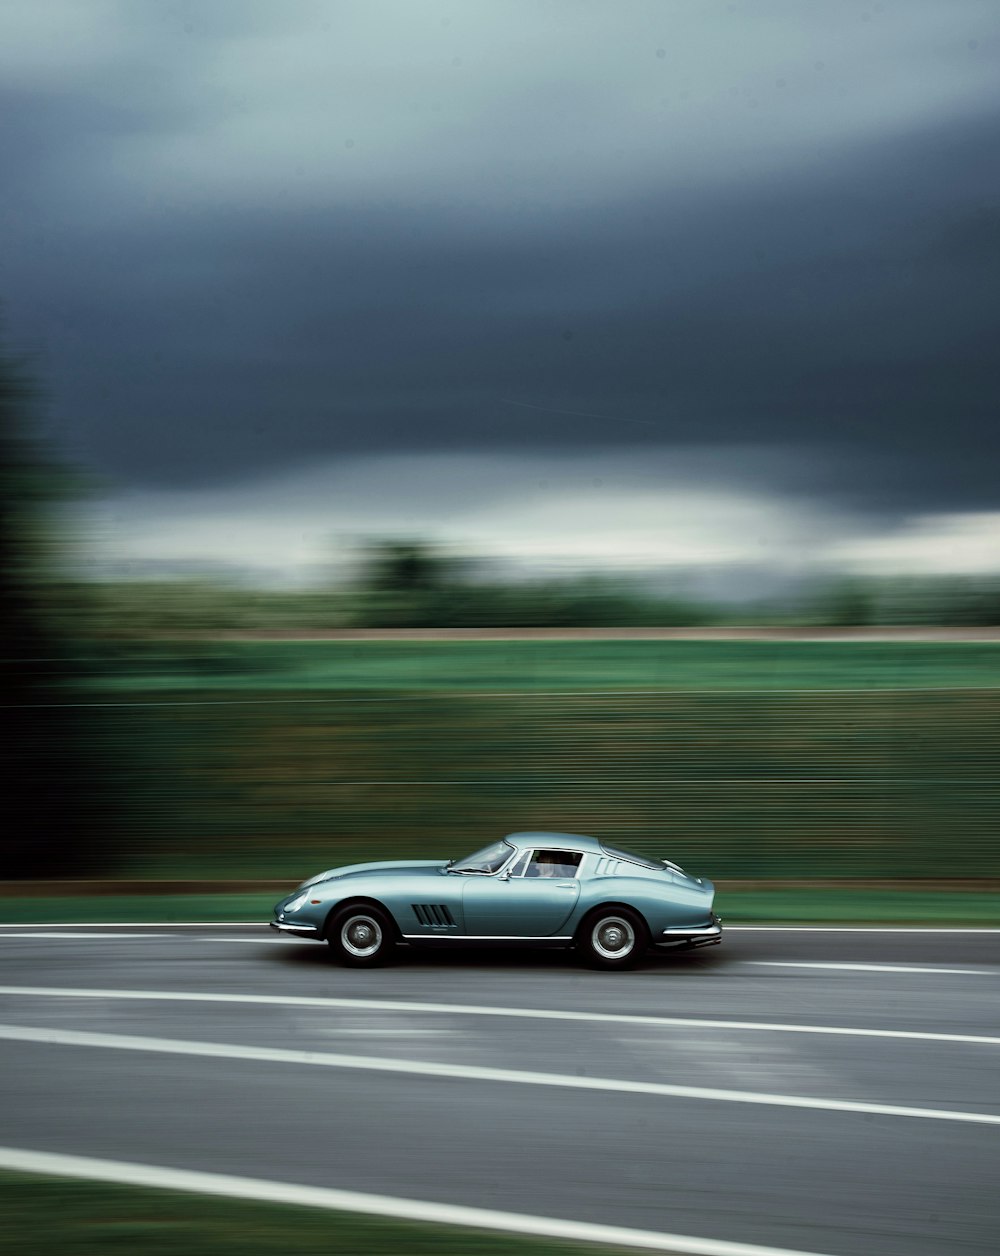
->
[[533, 852, 561, 877]]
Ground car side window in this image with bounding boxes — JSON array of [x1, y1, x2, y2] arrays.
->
[[522, 850, 582, 879]]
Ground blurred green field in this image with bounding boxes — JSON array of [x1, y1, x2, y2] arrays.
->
[[57, 640, 1000, 885], [87, 638, 1000, 692], [0, 1171, 629, 1256]]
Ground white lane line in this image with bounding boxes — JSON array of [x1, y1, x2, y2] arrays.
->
[[0, 922, 266, 929], [0, 933, 171, 940], [728, 927, 1000, 934], [1, 1022, 998, 1127], [2, 985, 998, 1048], [0, 1146, 836, 1256], [747, 961, 994, 976]]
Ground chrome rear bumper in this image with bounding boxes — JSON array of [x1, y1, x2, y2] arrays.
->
[[658, 917, 722, 946]]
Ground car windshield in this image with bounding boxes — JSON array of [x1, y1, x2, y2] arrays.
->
[[450, 840, 514, 874]]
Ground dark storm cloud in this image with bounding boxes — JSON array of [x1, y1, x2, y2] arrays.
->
[[2, 0, 999, 522]]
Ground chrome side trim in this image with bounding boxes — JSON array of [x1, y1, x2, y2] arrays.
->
[[270, 922, 319, 934], [402, 934, 574, 942]]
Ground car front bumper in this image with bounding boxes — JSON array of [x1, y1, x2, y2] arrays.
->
[[269, 921, 321, 937]]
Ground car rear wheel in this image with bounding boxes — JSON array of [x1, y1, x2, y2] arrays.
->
[[326, 905, 395, 966], [577, 907, 648, 970]]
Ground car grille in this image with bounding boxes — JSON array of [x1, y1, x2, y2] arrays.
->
[[411, 903, 457, 927]]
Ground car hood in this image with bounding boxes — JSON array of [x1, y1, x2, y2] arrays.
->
[[298, 859, 447, 889]]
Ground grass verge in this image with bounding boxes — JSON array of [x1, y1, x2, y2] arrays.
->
[[1, 888, 996, 926], [716, 887, 1000, 925], [0, 1171, 628, 1256], [0, 893, 277, 925]]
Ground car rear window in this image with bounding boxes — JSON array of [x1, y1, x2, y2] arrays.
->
[[599, 844, 663, 870]]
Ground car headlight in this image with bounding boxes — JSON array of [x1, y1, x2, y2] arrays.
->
[[283, 892, 310, 913]]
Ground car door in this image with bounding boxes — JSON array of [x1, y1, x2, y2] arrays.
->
[[462, 849, 581, 936]]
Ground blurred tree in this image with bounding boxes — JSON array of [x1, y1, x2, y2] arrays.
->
[[810, 577, 874, 627], [343, 538, 717, 629], [351, 539, 453, 627], [363, 540, 450, 594], [1, 334, 107, 876]]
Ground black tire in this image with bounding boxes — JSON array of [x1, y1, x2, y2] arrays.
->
[[576, 906, 649, 970], [326, 904, 395, 967]]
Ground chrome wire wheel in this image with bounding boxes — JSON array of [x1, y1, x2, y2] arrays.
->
[[341, 913, 383, 958], [591, 915, 635, 961], [578, 906, 647, 969]]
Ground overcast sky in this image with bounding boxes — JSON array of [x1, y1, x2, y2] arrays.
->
[[3, 1, 999, 584]]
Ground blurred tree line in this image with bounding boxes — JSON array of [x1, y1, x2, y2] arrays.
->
[[1, 337, 108, 876], [69, 541, 1000, 637], [811, 575, 1000, 627]]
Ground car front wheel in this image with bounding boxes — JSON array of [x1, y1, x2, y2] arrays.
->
[[577, 907, 648, 970], [326, 905, 395, 966]]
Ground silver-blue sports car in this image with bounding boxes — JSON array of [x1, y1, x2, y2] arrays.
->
[[271, 831, 720, 969]]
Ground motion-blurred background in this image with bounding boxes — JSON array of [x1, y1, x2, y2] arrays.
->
[[3, 1, 999, 915]]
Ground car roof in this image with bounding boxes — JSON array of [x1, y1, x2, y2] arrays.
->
[[504, 831, 604, 854]]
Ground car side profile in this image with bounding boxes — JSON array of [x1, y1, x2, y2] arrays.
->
[[271, 831, 720, 969]]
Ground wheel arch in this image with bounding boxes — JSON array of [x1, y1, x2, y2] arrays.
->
[[574, 900, 651, 942], [322, 896, 402, 941]]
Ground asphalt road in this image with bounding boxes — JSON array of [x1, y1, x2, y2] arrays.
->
[[1, 923, 999, 1256]]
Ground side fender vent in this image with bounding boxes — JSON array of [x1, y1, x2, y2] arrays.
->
[[412, 903, 457, 927]]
